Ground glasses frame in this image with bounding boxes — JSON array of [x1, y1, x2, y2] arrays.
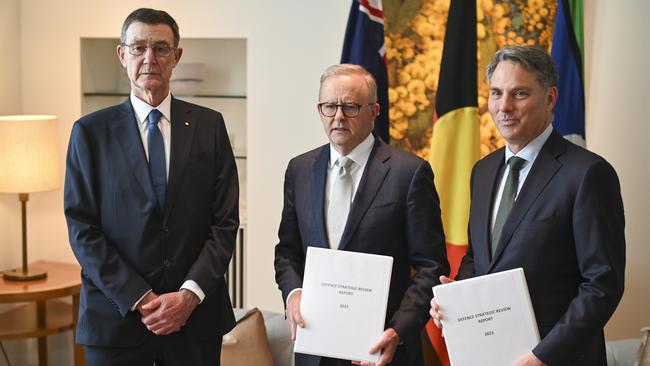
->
[[121, 42, 177, 58], [317, 102, 375, 118]]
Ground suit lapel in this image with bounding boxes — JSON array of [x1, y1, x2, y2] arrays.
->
[[474, 150, 505, 265], [164, 97, 196, 219], [338, 139, 390, 251], [490, 131, 565, 269], [310, 146, 330, 248], [109, 99, 158, 208]]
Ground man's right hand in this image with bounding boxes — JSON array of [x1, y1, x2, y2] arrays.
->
[[286, 290, 305, 341], [430, 275, 454, 329], [137, 291, 159, 317]]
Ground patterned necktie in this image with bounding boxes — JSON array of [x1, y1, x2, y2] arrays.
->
[[326, 156, 355, 249], [147, 109, 166, 210], [491, 156, 526, 254]]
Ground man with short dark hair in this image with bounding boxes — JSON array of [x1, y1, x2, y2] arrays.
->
[[275, 64, 449, 366], [430, 46, 625, 366], [64, 8, 238, 365]]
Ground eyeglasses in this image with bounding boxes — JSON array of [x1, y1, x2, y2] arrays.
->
[[317, 102, 375, 118], [122, 42, 176, 57]]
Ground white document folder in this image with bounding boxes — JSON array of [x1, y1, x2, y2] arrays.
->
[[294, 247, 393, 362], [432, 268, 540, 366]]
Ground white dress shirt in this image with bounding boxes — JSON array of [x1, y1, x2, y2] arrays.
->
[[287, 133, 375, 305], [130, 92, 172, 179], [491, 123, 554, 230], [325, 133, 375, 213], [129, 92, 205, 310]]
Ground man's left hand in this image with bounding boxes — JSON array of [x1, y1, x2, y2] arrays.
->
[[141, 289, 200, 336], [351, 328, 400, 366], [514, 352, 546, 366]]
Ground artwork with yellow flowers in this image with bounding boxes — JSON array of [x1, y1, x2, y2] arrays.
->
[[384, 0, 557, 159]]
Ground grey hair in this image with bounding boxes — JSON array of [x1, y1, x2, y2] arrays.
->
[[319, 64, 378, 102], [486, 46, 558, 89], [120, 8, 180, 47]]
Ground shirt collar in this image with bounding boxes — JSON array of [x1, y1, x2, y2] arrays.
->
[[329, 133, 375, 168], [130, 92, 172, 125], [505, 123, 553, 164]]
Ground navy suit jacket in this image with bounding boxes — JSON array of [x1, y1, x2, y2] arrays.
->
[[275, 138, 449, 366], [64, 98, 238, 346], [457, 130, 625, 366]]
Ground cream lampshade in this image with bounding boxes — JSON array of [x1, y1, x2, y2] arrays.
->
[[0, 115, 61, 281]]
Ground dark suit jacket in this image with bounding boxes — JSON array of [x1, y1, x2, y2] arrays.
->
[[274, 137, 449, 366], [64, 97, 238, 347], [457, 130, 625, 366]]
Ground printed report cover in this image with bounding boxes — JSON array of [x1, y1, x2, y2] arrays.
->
[[294, 247, 393, 362], [433, 268, 540, 366]]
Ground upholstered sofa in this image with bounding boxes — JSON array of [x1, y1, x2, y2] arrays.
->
[[221, 309, 648, 366], [222, 308, 294, 366], [606, 326, 650, 366]]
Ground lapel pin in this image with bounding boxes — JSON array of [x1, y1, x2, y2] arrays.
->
[[184, 121, 190, 126]]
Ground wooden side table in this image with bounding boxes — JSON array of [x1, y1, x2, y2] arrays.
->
[[0, 260, 84, 366]]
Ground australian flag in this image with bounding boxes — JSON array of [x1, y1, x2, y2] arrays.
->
[[341, 0, 390, 143]]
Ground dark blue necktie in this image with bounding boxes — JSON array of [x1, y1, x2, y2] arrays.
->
[[147, 109, 166, 210]]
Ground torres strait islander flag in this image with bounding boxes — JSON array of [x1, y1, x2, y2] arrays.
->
[[427, 0, 480, 364], [341, 0, 390, 142], [551, 0, 585, 146]]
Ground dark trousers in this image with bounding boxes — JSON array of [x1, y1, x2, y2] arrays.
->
[[297, 343, 420, 366], [319, 357, 352, 366], [84, 333, 223, 366]]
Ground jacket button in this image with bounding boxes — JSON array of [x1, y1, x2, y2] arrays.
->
[[163, 259, 171, 267], [162, 226, 169, 233]]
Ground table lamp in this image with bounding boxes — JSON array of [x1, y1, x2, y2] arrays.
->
[[0, 115, 61, 281]]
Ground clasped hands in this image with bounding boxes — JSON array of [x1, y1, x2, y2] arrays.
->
[[429, 276, 546, 366], [137, 289, 200, 336], [286, 290, 400, 366]]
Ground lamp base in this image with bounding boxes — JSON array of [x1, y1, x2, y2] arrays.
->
[[2, 267, 47, 281]]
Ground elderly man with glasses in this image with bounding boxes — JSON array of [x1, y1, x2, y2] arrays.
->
[[64, 8, 239, 365], [274, 64, 450, 366]]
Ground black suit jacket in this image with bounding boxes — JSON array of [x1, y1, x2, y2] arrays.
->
[[275, 138, 449, 366], [64, 98, 238, 346], [457, 130, 625, 366]]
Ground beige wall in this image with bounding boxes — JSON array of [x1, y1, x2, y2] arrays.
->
[[0, 0, 21, 117], [0, 0, 22, 272], [584, 0, 650, 340], [1, 0, 648, 363], [0, 0, 21, 115]]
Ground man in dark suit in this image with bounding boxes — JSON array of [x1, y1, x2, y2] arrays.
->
[[64, 8, 238, 365], [274, 64, 449, 366], [430, 46, 625, 366]]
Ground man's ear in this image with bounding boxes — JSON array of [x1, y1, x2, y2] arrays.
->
[[116, 44, 127, 68], [172, 47, 183, 68], [372, 102, 381, 118], [547, 86, 558, 111]]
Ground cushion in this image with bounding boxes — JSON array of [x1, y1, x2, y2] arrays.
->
[[606, 339, 640, 366], [221, 307, 274, 366], [639, 327, 650, 366], [260, 310, 294, 366]]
